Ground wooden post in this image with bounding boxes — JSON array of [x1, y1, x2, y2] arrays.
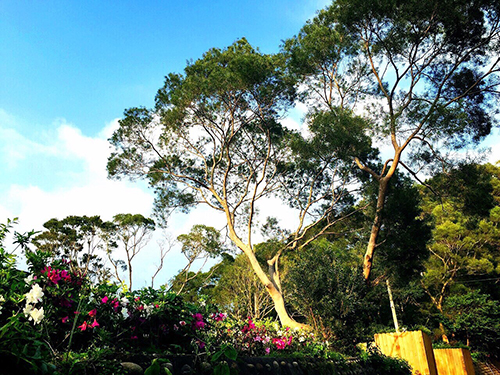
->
[[386, 279, 400, 333]]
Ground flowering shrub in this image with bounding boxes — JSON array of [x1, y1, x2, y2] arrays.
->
[[0, 219, 375, 374], [195, 314, 334, 358]]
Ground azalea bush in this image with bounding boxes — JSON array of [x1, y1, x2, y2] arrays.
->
[[195, 314, 336, 359]]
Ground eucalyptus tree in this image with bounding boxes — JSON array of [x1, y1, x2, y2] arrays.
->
[[420, 163, 500, 340], [107, 39, 365, 327], [32, 215, 113, 282], [285, 0, 500, 280], [173, 224, 223, 295], [110, 213, 155, 291]]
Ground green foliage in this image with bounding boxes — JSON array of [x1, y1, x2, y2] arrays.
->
[[286, 239, 371, 353], [443, 291, 500, 356], [359, 348, 412, 375], [177, 225, 223, 260], [144, 358, 172, 375]]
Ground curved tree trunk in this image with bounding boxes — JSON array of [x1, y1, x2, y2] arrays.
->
[[227, 230, 307, 329], [363, 177, 390, 280]]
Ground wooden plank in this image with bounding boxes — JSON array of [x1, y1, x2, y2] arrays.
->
[[434, 348, 475, 375], [375, 331, 438, 375]]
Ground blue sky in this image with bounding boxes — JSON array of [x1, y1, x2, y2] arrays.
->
[[0, 0, 329, 288], [1, 0, 499, 288]]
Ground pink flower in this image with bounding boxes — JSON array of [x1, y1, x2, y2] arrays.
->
[[131, 335, 138, 340], [62, 316, 69, 323], [101, 296, 108, 304], [265, 347, 271, 354], [60, 298, 72, 307], [60, 270, 71, 281], [90, 319, 99, 328], [193, 320, 205, 330], [211, 312, 227, 322], [155, 304, 159, 308], [196, 339, 205, 349], [88, 309, 97, 317], [137, 305, 144, 311], [241, 317, 255, 333], [134, 297, 140, 302], [248, 318, 255, 329], [179, 321, 186, 326], [254, 336, 262, 342], [193, 313, 203, 321], [42, 266, 61, 284], [78, 321, 88, 331], [111, 298, 119, 311], [192, 313, 205, 330]]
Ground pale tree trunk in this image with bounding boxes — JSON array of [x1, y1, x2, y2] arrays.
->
[[227, 229, 306, 329]]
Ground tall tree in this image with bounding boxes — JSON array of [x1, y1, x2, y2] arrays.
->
[[32, 215, 113, 281], [110, 213, 155, 291], [285, 0, 500, 280], [107, 39, 363, 327], [173, 224, 223, 295], [420, 162, 500, 340]]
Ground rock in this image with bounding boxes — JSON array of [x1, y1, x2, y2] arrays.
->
[[121, 362, 144, 375], [200, 361, 212, 372], [292, 361, 299, 368], [256, 363, 264, 371], [247, 363, 255, 369], [280, 361, 287, 367], [162, 362, 174, 373], [181, 363, 192, 374], [273, 361, 279, 370]]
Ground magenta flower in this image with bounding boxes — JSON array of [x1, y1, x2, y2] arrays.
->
[[88, 309, 97, 317], [90, 319, 99, 328], [60, 298, 72, 308], [265, 347, 271, 354], [196, 339, 205, 349], [78, 321, 88, 331], [101, 296, 108, 304], [131, 335, 138, 340], [60, 270, 71, 281], [42, 266, 62, 284], [193, 313, 203, 321], [193, 320, 205, 330], [62, 316, 69, 323], [179, 321, 186, 326]]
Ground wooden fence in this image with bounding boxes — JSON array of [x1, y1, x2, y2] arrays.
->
[[433, 348, 475, 375], [375, 331, 477, 375], [374, 331, 438, 375]]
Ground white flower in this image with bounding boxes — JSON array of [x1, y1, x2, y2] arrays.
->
[[120, 297, 129, 306], [25, 284, 44, 304], [277, 330, 284, 336], [299, 336, 305, 342], [144, 304, 154, 316], [28, 307, 44, 325], [0, 295, 5, 303], [23, 303, 34, 316], [24, 274, 34, 284]]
